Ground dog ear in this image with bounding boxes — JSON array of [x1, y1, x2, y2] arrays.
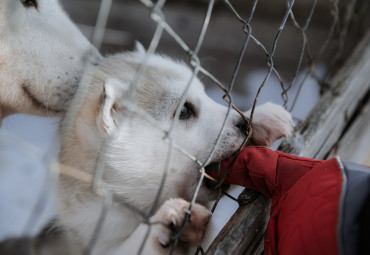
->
[[97, 77, 128, 136], [246, 102, 294, 147]]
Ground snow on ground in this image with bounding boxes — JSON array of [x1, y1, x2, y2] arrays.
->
[[0, 125, 57, 241]]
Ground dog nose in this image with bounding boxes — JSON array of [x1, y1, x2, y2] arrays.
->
[[236, 118, 249, 134]]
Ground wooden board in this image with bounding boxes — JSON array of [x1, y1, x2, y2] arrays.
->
[[206, 194, 269, 255], [326, 95, 370, 165]]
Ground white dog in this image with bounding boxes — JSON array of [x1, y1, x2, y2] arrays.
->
[[0, 0, 100, 124], [56, 46, 293, 254]]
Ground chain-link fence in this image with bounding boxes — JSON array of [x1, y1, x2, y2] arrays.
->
[[1, 0, 369, 254]]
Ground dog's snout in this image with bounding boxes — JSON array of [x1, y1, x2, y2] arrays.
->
[[236, 118, 249, 134]]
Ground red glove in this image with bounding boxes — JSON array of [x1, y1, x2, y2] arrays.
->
[[209, 146, 343, 255]]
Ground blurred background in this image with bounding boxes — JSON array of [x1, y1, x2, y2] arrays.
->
[[61, 0, 368, 107]]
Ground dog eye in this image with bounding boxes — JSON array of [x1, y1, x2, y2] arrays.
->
[[179, 102, 194, 120], [21, 0, 38, 9]]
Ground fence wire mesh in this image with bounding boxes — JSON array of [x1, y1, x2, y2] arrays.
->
[[0, 0, 367, 254]]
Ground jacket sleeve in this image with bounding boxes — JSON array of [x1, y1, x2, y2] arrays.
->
[[208, 146, 344, 255], [208, 146, 324, 198]]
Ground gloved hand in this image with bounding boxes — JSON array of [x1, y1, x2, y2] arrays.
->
[[208, 146, 343, 255], [209, 146, 331, 198]]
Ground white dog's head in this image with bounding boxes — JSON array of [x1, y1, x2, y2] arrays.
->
[[0, 0, 100, 119], [61, 48, 249, 210], [61, 43, 294, 213]]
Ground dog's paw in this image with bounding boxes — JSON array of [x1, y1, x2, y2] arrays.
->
[[246, 102, 294, 147], [150, 198, 211, 251]]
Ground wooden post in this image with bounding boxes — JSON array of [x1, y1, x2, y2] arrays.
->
[[205, 29, 370, 254], [326, 93, 370, 165], [206, 193, 269, 255]]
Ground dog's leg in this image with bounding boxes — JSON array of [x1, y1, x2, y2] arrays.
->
[[245, 102, 294, 147], [115, 198, 211, 255]]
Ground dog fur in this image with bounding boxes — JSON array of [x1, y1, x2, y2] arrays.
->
[[0, 0, 100, 124], [57, 46, 293, 254]]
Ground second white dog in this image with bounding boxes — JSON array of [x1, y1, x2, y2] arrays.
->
[[0, 0, 100, 123], [57, 46, 293, 254]]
